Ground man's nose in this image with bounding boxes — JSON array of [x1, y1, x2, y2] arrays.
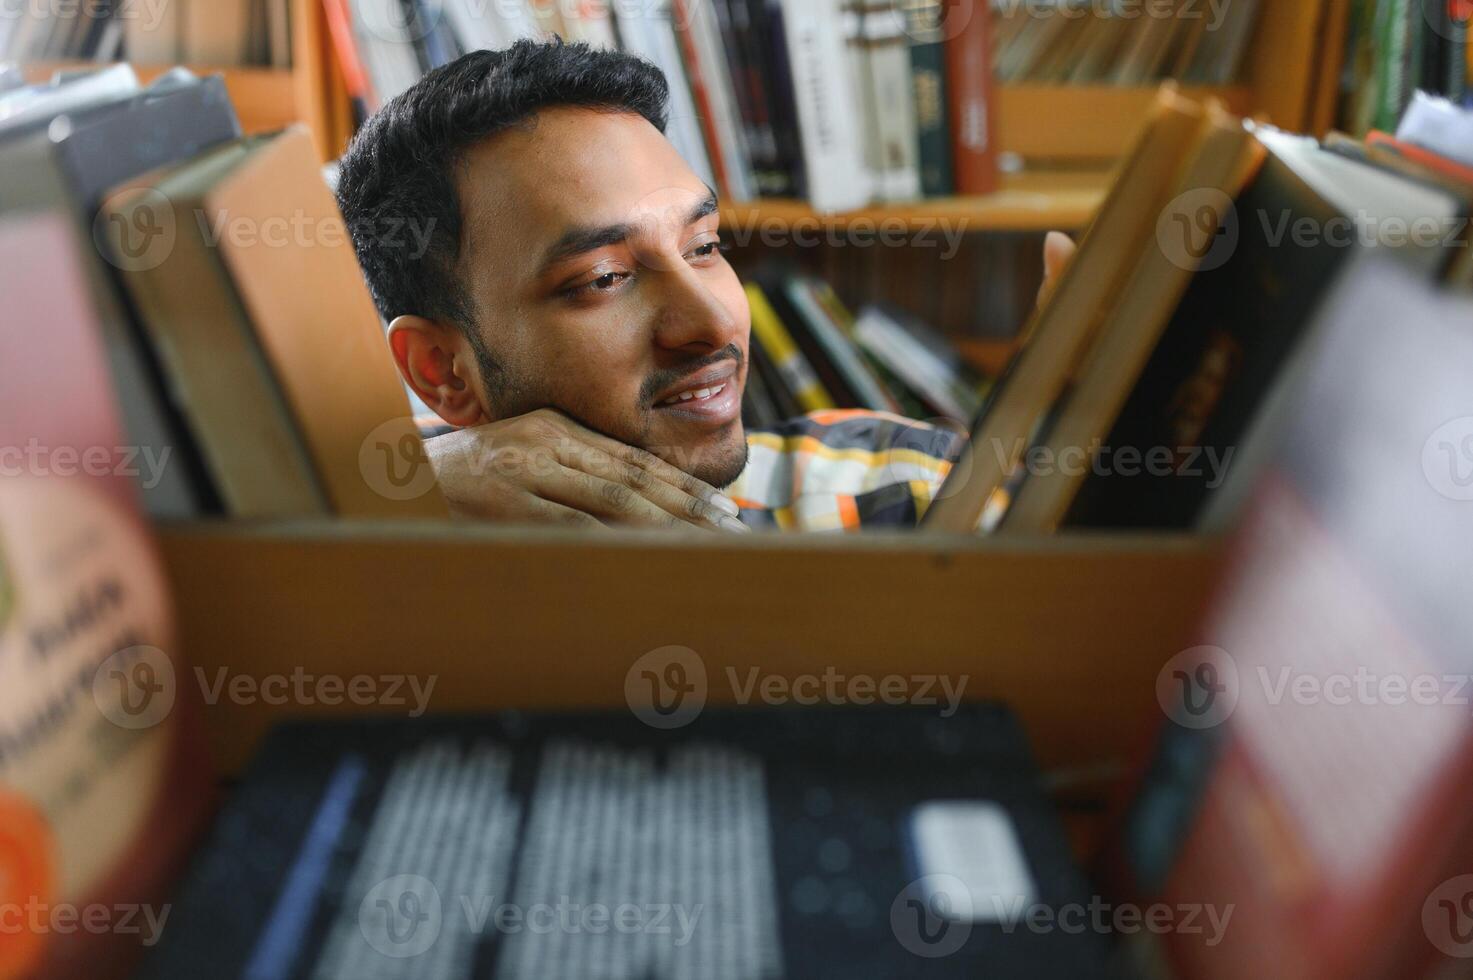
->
[[650, 265, 741, 354]]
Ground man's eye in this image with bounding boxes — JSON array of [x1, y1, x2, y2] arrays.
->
[[565, 270, 630, 298], [688, 239, 731, 262]]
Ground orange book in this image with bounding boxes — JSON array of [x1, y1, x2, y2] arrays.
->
[[1366, 130, 1473, 186], [945, 0, 1000, 195]]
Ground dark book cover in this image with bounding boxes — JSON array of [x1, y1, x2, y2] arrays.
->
[[747, 328, 805, 422], [756, 0, 808, 199], [1061, 144, 1365, 530], [759, 272, 863, 407], [907, 3, 955, 197]]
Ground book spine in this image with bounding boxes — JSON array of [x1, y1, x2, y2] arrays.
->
[[757, 0, 808, 197], [745, 284, 836, 412], [648, 4, 715, 184], [729, 0, 788, 195], [675, 0, 756, 201], [945, 0, 999, 195], [323, 0, 377, 113], [865, 4, 923, 201], [778, 0, 871, 212], [906, 0, 954, 197]]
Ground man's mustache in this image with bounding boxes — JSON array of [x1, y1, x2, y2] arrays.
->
[[640, 344, 744, 407]]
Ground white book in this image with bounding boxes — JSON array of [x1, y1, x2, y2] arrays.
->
[[612, 1, 717, 189], [1397, 91, 1473, 168], [125, 0, 181, 63], [0, 64, 140, 135], [777, 0, 870, 212], [683, 0, 755, 201], [861, 4, 921, 202]]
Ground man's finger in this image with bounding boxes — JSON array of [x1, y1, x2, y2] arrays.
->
[[538, 464, 719, 532], [558, 426, 745, 523]]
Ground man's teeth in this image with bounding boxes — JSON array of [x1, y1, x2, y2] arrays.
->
[[660, 383, 726, 407]]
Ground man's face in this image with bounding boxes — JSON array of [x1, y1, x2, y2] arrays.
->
[[452, 107, 751, 488]]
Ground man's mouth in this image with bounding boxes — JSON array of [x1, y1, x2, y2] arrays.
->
[[658, 382, 728, 407], [651, 361, 742, 427]]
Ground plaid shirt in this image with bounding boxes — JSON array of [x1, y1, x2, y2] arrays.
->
[[419, 410, 962, 532], [732, 411, 962, 532]]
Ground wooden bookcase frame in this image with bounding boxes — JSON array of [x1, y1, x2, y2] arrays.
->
[[159, 521, 1226, 778]]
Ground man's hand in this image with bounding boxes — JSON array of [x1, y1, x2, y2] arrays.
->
[[1037, 231, 1078, 308], [424, 408, 748, 532]]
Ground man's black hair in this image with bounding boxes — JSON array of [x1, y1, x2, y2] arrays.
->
[[336, 39, 670, 336]]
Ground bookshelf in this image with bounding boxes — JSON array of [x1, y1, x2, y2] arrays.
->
[[18, 0, 347, 156]]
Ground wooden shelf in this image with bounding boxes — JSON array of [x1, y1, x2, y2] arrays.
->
[[158, 520, 1226, 776], [20, 61, 299, 135], [997, 84, 1253, 161], [722, 170, 1110, 234]]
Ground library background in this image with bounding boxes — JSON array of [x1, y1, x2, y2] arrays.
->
[[2, 0, 1473, 978]]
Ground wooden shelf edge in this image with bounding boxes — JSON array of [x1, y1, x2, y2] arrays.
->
[[157, 522, 1227, 775], [723, 171, 1110, 233]]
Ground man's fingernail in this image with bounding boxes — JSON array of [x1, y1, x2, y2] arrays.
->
[[719, 516, 751, 534], [712, 494, 741, 517]]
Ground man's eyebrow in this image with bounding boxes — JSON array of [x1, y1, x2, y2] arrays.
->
[[538, 191, 721, 273]]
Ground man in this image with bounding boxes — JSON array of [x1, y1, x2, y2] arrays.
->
[[337, 39, 1073, 531]]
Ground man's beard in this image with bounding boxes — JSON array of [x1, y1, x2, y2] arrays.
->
[[472, 338, 751, 489]]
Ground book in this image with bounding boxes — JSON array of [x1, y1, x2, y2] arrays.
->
[[923, 88, 1208, 534], [0, 75, 225, 518], [1395, 90, 1473, 168], [1032, 122, 1468, 533], [102, 137, 331, 518], [1365, 130, 1473, 188], [184, 126, 450, 519], [0, 212, 213, 980], [857, 2, 922, 202], [945, 0, 998, 196], [1107, 255, 1473, 980], [776, 0, 870, 212], [744, 282, 835, 413], [672, 0, 757, 202], [1000, 107, 1263, 533], [906, 0, 954, 198], [853, 304, 982, 423], [781, 276, 900, 414]]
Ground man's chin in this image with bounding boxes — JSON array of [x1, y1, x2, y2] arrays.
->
[[654, 422, 749, 490]]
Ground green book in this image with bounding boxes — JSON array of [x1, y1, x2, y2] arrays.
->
[[907, 0, 955, 197]]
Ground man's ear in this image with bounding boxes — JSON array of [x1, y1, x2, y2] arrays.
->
[[387, 315, 488, 428]]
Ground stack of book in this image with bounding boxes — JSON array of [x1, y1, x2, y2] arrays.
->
[[1342, 0, 1471, 135], [993, 0, 1265, 85], [0, 67, 444, 521], [925, 85, 1473, 535], [742, 275, 987, 429], [321, 0, 1002, 211], [1, 0, 294, 67]]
